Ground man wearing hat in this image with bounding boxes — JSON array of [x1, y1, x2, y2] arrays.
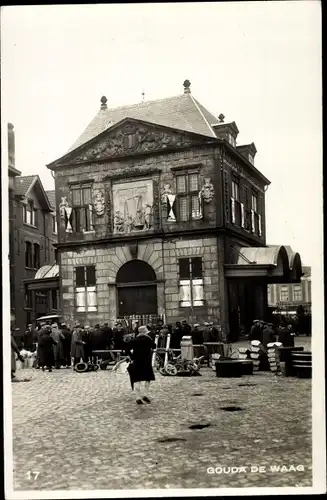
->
[[61, 323, 72, 368], [249, 320, 263, 342], [127, 325, 156, 405]]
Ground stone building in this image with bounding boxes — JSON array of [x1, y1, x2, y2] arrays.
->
[[47, 81, 303, 338], [8, 123, 58, 335], [268, 266, 311, 314]]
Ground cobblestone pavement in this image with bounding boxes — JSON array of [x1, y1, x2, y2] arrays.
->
[[12, 337, 312, 492]]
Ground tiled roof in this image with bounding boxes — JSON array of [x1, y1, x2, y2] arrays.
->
[[14, 175, 36, 196], [67, 93, 218, 153], [46, 190, 56, 210]]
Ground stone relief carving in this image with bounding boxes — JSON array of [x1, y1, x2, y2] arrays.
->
[[71, 123, 197, 163], [200, 177, 214, 203], [112, 179, 154, 234], [92, 189, 105, 216]]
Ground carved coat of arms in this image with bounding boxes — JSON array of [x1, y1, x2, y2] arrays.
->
[[93, 190, 105, 216], [161, 183, 173, 204], [59, 197, 69, 219], [200, 178, 214, 203]]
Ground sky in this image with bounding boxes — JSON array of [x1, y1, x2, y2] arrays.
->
[[1, 2, 322, 265]]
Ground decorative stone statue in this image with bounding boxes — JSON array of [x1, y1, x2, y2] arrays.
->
[[114, 211, 124, 233], [144, 204, 153, 229], [59, 197, 69, 219], [200, 178, 214, 203], [93, 190, 105, 217], [161, 183, 173, 204]]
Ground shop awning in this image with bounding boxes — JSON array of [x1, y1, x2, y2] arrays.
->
[[23, 264, 59, 291], [225, 245, 302, 282]]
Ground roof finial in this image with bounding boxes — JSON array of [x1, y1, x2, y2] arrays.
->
[[100, 96, 108, 110], [141, 90, 145, 102], [218, 113, 225, 123], [183, 79, 191, 94]]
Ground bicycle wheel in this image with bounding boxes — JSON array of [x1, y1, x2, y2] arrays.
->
[[164, 363, 178, 376]]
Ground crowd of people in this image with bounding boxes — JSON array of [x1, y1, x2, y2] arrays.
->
[[11, 318, 224, 372], [249, 318, 296, 348]]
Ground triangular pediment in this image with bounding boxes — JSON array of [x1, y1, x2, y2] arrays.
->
[[47, 118, 217, 169]]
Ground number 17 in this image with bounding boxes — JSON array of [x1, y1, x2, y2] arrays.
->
[[26, 471, 39, 480]]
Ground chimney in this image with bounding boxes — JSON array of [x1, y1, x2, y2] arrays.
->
[[183, 79, 191, 94], [8, 123, 15, 168], [100, 96, 108, 110]]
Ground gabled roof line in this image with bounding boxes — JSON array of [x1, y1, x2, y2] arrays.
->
[[24, 175, 52, 211], [190, 96, 217, 138]]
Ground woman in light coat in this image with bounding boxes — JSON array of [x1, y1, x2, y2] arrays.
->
[[71, 324, 86, 367]]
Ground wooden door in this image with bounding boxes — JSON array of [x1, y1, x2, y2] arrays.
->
[[118, 285, 157, 316]]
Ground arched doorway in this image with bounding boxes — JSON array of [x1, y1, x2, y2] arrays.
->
[[116, 260, 158, 317]]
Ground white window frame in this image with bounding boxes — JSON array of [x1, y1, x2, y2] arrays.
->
[[179, 258, 204, 307], [280, 286, 289, 302], [292, 285, 302, 302], [75, 266, 97, 312], [240, 203, 245, 228], [52, 214, 58, 234], [231, 197, 236, 224]]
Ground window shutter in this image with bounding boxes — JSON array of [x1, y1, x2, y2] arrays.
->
[[76, 267, 85, 287], [86, 266, 96, 287], [231, 197, 236, 223], [191, 257, 203, 279], [258, 214, 262, 236], [88, 204, 94, 230], [240, 203, 245, 228], [251, 209, 255, 232], [179, 258, 190, 279]]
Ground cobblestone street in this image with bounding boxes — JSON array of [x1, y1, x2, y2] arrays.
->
[[11, 338, 312, 492]]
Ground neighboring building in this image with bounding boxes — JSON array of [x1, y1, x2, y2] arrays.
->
[[8, 123, 58, 335], [47, 81, 303, 339], [268, 266, 311, 314]]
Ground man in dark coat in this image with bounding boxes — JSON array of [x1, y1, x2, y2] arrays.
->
[[23, 324, 34, 351], [100, 323, 113, 349], [61, 323, 72, 368], [181, 320, 192, 336], [127, 325, 156, 405], [170, 322, 183, 349], [38, 327, 57, 372], [250, 320, 263, 342], [192, 324, 204, 345], [262, 323, 276, 348], [278, 322, 295, 347], [113, 322, 125, 351]]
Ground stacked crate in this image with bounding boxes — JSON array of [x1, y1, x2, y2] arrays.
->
[[267, 342, 283, 375], [249, 340, 263, 372]]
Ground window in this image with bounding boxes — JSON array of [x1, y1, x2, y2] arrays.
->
[[33, 243, 40, 269], [227, 134, 236, 147], [293, 285, 302, 302], [251, 193, 258, 212], [280, 286, 289, 302], [25, 241, 32, 268], [231, 179, 242, 225], [70, 184, 94, 232], [251, 191, 262, 236], [75, 265, 97, 312], [25, 291, 33, 309], [231, 180, 239, 201], [176, 172, 202, 222], [267, 286, 271, 305], [52, 290, 59, 310], [23, 201, 38, 226], [179, 257, 204, 307], [54, 248, 59, 263], [52, 214, 57, 234]]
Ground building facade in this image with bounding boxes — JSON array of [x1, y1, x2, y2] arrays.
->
[[48, 82, 303, 339], [8, 123, 58, 334], [268, 266, 311, 314]]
